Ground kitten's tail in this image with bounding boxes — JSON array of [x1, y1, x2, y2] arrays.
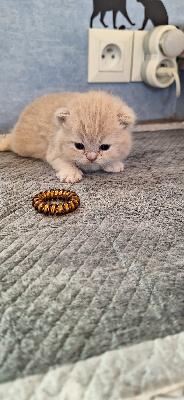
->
[[0, 134, 12, 151]]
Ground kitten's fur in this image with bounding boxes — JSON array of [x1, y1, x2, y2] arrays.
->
[[0, 91, 135, 183]]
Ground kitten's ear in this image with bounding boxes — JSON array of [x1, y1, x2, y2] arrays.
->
[[55, 107, 70, 125], [118, 107, 136, 130]]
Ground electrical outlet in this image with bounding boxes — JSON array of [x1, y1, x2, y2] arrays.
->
[[88, 28, 133, 83], [99, 42, 125, 72], [131, 26, 184, 82]]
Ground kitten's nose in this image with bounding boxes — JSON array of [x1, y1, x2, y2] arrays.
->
[[86, 152, 97, 162]]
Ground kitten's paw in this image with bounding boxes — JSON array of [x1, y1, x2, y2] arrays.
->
[[56, 169, 83, 183], [103, 161, 124, 173], [0, 136, 11, 151]]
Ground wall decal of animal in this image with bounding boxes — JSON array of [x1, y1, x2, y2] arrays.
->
[[90, 0, 135, 29], [137, 0, 168, 30]]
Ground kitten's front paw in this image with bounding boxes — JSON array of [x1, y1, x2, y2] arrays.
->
[[103, 161, 124, 173], [56, 168, 83, 183]]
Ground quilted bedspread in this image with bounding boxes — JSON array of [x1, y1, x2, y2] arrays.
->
[[0, 129, 184, 399]]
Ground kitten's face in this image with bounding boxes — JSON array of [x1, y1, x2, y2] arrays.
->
[[55, 91, 135, 171], [60, 127, 132, 172]]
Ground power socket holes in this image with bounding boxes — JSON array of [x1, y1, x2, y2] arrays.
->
[[99, 42, 124, 72], [88, 29, 133, 83]]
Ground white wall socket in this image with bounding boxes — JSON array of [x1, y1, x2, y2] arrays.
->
[[99, 42, 125, 72], [88, 28, 133, 83]]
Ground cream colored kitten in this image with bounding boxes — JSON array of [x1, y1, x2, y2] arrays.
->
[[0, 91, 135, 183]]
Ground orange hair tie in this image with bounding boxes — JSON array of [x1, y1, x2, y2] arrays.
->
[[32, 189, 80, 215]]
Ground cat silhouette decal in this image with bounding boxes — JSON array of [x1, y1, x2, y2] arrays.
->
[[90, 0, 135, 29], [137, 0, 168, 30]]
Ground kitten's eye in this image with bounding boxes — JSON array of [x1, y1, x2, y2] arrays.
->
[[75, 143, 85, 150], [100, 144, 110, 151]]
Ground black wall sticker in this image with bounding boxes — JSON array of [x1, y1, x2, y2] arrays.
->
[[137, 0, 168, 30], [90, 0, 169, 30], [90, 0, 135, 29]]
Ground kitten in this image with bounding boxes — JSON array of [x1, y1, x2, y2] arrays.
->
[[0, 91, 135, 183]]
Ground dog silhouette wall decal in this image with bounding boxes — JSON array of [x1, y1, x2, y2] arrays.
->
[[90, 0, 135, 29], [137, 0, 168, 30]]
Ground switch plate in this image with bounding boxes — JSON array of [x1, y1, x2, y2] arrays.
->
[[131, 31, 147, 82], [88, 28, 134, 83]]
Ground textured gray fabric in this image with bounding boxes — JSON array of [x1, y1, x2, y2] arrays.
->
[[0, 129, 184, 384], [0, 332, 184, 400]]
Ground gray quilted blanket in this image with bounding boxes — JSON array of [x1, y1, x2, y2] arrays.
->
[[0, 129, 184, 399]]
